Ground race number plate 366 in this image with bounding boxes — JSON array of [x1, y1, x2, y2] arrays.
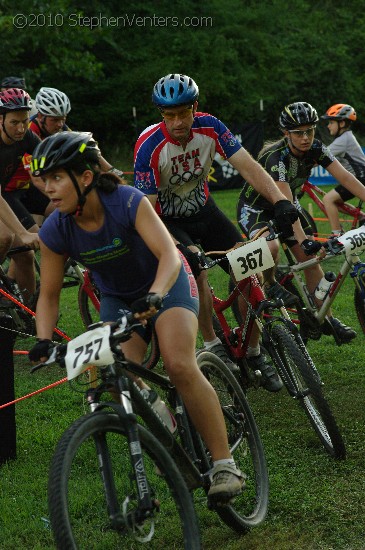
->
[[338, 226, 365, 254], [226, 237, 274, 281]]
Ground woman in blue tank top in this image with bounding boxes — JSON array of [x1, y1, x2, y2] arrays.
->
[[27, 130, 245, 504]]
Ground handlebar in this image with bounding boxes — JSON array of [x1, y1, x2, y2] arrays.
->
[[30, 313, 142, 374], [200, 221, 280, 269], [7, 245, 32, 257]]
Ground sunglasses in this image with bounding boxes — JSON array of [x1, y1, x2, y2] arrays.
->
[[288, 126, 316, 137], [161, 106, 193, 121]]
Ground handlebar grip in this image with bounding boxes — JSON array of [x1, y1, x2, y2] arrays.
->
[[7, 245, 32, 256]]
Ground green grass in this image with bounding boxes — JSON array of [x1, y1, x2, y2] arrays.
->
[[1, 187, 365, 549]]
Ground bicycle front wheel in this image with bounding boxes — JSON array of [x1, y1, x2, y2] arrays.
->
[[264, 323, 346, 459], [48, 412, 201, 550], [354, 286, 365, 334], [197, 351, 269, 533]]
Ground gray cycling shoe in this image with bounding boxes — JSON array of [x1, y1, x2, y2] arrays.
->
[[197, 342, 239, 373], [208, 463, 246, 506]]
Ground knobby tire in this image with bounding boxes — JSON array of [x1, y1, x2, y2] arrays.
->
[[264, 323, 346, 459], [48, 412, 201, 549], [196, 351, 269, 533]]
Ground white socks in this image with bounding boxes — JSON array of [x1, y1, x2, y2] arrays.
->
[[204, 337, 221, 349]]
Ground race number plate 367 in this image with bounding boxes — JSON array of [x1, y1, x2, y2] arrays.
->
[[226, 237, 274, 281]]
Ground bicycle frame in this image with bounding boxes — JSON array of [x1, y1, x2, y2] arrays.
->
[[300, 180, 365, 230], [212, 275, 269, 359], [278, 240, 365, 325]]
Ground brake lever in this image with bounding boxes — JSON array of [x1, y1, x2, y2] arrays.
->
[[323, 237, 344, 255], [265, 220, 281, 241], [30, 346, 59, 373]]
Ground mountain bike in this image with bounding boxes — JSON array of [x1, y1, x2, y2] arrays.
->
[[0, 246, 100, 342], [297, 179, 365, 235], [0, 246, 69, 342], [275, 225, 365, 344], [31, 313, 269, 548], [201, 227, 346, 459]]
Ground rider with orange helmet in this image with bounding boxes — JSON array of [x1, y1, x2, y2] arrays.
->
[[321, 103, 365, 234]]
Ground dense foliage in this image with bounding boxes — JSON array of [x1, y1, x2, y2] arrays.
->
[[1, 0, 365, 154]]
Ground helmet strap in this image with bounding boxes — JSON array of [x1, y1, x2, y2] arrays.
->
[[335, 120, 349, 138], [40, 116, 51, 138], [67, 169, 98, 216], [287, 134, 306, 155], [1, 113, 16, 142]]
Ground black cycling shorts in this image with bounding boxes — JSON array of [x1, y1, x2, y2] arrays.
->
[[2, 186, 50, 230], [162, 196, 243, 274], [237, 196, 314, 246]]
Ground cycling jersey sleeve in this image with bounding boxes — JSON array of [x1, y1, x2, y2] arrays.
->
[[134, 124, 161, 195]]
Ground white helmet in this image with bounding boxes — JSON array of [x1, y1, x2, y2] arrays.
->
[[35, 87, 71, 116]]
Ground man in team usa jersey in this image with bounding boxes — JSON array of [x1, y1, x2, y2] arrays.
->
[[133, 73, 299, 393]]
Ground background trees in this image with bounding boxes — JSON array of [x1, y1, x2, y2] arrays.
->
[[1, 0, 365, 161]]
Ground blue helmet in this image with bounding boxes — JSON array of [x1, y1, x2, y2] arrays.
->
[[152, 74, 199, 107]]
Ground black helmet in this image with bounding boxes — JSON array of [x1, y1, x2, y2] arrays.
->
[[152, 74, 199, 107], [279, 102, 319, 130], [1, 76, 26, 89], [0, 88, 31, 113], [31, 131, 100, 176]]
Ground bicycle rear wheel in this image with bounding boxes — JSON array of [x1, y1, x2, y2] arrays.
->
[[78, 282, 100, 328], [48, 412, 201, 549], [196, 351, 269, 533], [263, 323, 346, 459]]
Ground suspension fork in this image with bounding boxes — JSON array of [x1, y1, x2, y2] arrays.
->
[[87, 375, 155, 526]]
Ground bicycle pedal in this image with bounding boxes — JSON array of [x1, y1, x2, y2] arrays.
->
[[207, 493, 239, 509]]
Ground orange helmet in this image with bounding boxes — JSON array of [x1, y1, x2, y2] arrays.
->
[[321, 104, 357, 121]]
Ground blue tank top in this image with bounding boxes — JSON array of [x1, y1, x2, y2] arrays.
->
[[39, 185, 158, 302]]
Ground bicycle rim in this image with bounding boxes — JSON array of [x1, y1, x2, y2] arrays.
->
[[265, 323, 346, 459], [48, 412, 201, 550], [197, 351, 269, 533]]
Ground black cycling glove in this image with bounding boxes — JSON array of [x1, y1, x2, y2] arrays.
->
[[273, 200, 299, 238], [176, 243, 202, 278], [131, 292, 163, 314], [28, 339, 54, 362], [300, 238, 323, 256]]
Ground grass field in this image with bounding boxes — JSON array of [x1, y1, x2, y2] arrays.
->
[[1, 187, 365, 549]]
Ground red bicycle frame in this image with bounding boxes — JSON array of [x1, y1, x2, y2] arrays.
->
[[301, 180, 365, 230], [212, 275, 266, 360]]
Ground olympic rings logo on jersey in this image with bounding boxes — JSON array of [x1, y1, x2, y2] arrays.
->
[[169, 166, 204, 185]]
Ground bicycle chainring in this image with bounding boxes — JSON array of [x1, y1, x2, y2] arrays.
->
[[297, 308, 322, 340]]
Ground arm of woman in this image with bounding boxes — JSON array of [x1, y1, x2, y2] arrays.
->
[[35, 241, 65, 340], [276, 181, 308, 242], [134, 197, 181, 296], [229, 148, 287, 204]]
